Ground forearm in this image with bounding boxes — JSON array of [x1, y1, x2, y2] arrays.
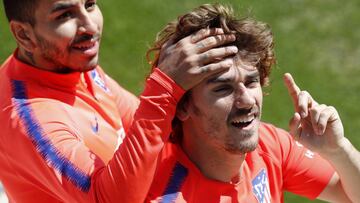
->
[[94, 68, 184, 202], [323, 138, 360, 202]]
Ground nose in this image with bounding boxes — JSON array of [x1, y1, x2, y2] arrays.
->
[[234, 83, 255, 109], [77, 11, 98, 35]]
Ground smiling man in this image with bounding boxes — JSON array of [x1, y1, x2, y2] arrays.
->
[[12, 0, 103, 72], [0, 0, 239, 202], [145, 4, 360, 203]]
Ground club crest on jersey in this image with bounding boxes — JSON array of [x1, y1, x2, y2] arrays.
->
[[252, 169, 271, 203], [91, 69, 110, 93]]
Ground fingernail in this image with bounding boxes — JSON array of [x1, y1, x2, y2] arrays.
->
[[230, 46, 238, 53], [223, 59, 233, 67], [318, 126, 323, 134], [317, 128, 322, 135], [190, 36, 197, 43]]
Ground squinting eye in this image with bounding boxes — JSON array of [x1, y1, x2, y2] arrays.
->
[[213, 85, 233, 93], [246, 78, 260, 87], [56, 12, 72, 20], [85, 1, 96, 10]]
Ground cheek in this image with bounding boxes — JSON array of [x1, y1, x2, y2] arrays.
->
[[192, 94, 232, 116], [206, 98, 233, 123], [53, 23, 78, 40], [252, 88, 263, 106], [258, 92, 263, 106], [94, 9, 104, 31]]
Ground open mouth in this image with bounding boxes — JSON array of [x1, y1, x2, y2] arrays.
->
[[231, 115, 255, 128], [72, 41, 96, 51], [71, 40, 99, 56]]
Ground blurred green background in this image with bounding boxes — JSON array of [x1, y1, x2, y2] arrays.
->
[[1, 0, 360, 202]]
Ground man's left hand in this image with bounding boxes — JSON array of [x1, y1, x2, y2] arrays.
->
[[283, 73, 345, 156]]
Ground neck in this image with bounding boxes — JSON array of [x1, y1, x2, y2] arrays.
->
[[181, 127, 246, 183], [17, 48, 37, 67], [16, 48, 74, 73]]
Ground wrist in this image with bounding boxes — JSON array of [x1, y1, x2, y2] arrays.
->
[[321, 138, 353, 162]]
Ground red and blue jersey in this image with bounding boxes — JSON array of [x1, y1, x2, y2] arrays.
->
[[146, 123, 335, 203], [0, 52, 184, 202]]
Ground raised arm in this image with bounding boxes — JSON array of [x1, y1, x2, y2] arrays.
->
[[284, 73, 360, 202], [1, 28, 237, 203], [95, 28, 237, 202]]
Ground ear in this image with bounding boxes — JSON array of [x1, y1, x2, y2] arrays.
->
[[176, 99, 191, 121], [176, 107, 189, 121], [10, 21, 36, 52]]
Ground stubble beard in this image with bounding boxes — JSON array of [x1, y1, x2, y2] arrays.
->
[[192, 104, 260, 155], [36, 34, 67, 72], [224, 127, 259, 154], [204, 117, 260, 155], [35, 34, 97, 73], [192, 100, 262, 155], [225, 107, 262, 154]]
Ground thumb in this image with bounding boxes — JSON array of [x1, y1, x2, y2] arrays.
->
[[289, 112, 302, 140]]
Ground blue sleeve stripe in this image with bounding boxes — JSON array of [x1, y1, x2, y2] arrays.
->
[[11, 80, 91, 192], [160, 162, 188, 203]]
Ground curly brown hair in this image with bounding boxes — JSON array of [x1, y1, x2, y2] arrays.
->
[[147, 3, 276, 87], [146, 3, 276, 143]]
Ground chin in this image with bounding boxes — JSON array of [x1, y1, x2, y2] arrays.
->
[[82, 65, 98, 72], [225, 132, 259, 154], [225, 142, 258, 154], [75, 55, 99, 72], [73, 61, 98, 72]]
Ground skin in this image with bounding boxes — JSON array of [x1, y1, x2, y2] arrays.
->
[[178, 57, 360, 202], [7, 0, 360, 201], [178, 57, 263, 182], [13, 0, 103, 73], [10, 0, 239, 90], [157, 28, 239, 90], [284, 74, 357, 202], [6, 0, 242, 201]]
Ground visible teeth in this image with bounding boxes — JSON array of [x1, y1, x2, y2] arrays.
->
[[73, 42, 95, 49], [232, 115, 255, 124], [75, 45, 91, 49]]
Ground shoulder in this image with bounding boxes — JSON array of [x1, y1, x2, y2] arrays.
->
[[256, 122, 294, 164], [258, 122, 292, 149], [3, 96, 81, 141]]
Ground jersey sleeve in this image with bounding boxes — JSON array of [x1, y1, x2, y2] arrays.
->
[[96, 68, 185, 202], [277, 127, 335, 199], [3, 68, 184, 203]]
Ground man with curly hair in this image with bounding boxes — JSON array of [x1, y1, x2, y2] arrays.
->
[[145, 4, 360, 202]]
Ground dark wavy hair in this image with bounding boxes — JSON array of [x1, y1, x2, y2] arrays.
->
[[3, 0, 39, 26], [146, 3, 276, 143]]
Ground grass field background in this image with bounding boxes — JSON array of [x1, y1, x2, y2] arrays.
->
[[1, 0, 360, 202]]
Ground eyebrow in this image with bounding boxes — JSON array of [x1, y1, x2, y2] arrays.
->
[[50, 2, 77, 13], [247, 71, 260, 79], [206, 70, 260, 84], [207, 77, 231, 84]]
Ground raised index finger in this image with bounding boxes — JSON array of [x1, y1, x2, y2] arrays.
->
[[283, 73, 301, 107]]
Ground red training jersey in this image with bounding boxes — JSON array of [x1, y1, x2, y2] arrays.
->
[[146, 123, 335, 203], [0, 52, 184, 203]]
